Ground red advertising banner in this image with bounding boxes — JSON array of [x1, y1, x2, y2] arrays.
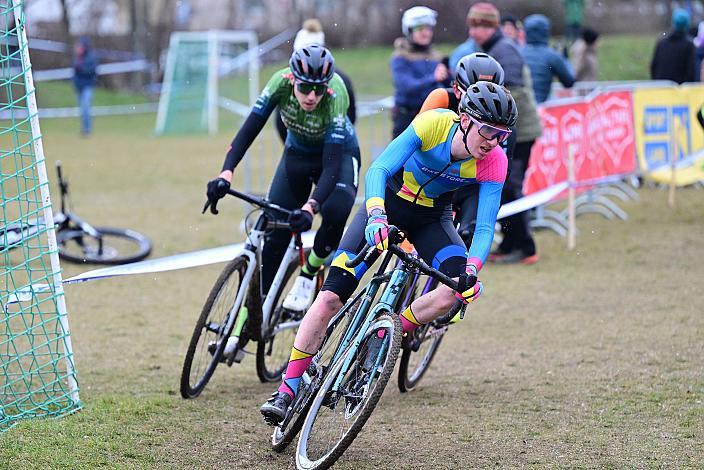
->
[[523, 90, 636, 195]]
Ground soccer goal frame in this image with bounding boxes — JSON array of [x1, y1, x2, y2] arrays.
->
[[155, 30, 259, 135]]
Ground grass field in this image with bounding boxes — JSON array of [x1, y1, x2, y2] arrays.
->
[[1, 108, 703, 468], [2, 33, 702, 467]]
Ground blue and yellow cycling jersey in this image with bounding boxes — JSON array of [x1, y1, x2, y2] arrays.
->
[[365, 109, 508, 271]]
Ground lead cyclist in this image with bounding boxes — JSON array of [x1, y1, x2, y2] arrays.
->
[[260, 81, 518, 424], [205, 45, 360, 317]]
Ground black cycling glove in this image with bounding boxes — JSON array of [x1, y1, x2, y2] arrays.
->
[[206, 178, 230, 202], [288, 209, 313, 232]]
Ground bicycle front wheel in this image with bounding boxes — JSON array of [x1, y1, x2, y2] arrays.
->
[[271, 294, 361, 453], [296, 313, 402, 470], [180, 256, 248, 399], [57, 226, 151, 265]]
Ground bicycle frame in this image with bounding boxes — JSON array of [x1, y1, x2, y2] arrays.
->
[[217, 198, 303, 346], [322, 250, 410, 394]]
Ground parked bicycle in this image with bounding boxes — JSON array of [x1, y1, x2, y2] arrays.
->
[[180, 188, 324, 398], [0, 161, 152, 265], [269, 226, 468, 469]]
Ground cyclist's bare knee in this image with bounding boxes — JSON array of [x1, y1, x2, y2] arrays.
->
[[311, 290, 343, 319]]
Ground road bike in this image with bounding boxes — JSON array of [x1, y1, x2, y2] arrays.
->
[[269, 227, 468, 469], [180, 188, 323, 398], [0, 161, 152, 265]]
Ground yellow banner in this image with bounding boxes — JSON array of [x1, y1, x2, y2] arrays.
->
[[632, 85, 704, 185]]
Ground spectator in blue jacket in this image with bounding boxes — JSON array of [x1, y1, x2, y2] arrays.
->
[[522, 14, 575, 103], [72, 37, 98, 136], [390, 6, 450, 138]]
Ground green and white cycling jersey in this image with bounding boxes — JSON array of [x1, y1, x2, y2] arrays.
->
[[254, 67, 356, 151]]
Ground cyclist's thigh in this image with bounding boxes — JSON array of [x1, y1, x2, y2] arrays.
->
[[322, 205, 369, 303], [267, 147, 315, 209], [411, 218, 466, 279]]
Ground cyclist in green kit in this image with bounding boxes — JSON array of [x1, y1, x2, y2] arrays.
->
[[205, 45, 360, 319]]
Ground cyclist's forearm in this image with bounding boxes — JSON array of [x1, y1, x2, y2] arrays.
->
[[467, 182, 503, 271], [310, 142, 343, 204], [221, 112, 268, 172]]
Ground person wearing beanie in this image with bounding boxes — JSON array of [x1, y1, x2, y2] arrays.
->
[[501, 13, 525, 46], [454, 1, 542, 265], [274, 19, 357, 142], [650, 8, 695, 84]]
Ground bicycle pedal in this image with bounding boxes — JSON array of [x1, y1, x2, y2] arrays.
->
[[226, 348, 247, 366]]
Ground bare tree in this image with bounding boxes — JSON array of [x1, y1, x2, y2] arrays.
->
[[58, 0, 71, 40]]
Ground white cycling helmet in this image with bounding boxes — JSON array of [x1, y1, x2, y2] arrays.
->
[[401, 6, 438, 37]]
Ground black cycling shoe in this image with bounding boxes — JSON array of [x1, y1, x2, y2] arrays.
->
[[260, 391, 292, 426]]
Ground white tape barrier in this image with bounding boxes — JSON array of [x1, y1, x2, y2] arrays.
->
[[30, 59, 152, 82], [497, 182, 569, 220], [0, 103, 158, 120], [3, 180, 584, 309], [3, 232, 316, 309]]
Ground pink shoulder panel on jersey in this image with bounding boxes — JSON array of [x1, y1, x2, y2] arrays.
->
[[475, 147, 508, 183]]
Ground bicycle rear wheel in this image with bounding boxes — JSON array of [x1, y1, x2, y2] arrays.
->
[[180, 256, 248, 399], [397, 276, 447, 393], [398, 322, 446, 393], [271, 294, 362, 453], [296, 313, 402, 470], [57, 226, 151, 265]]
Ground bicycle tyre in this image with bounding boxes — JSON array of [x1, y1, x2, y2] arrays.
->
[[397, 276, 446, 393], [255, 259, 299, 383], [271, 294, 362, 453], [296, 313, 402, 470], [180, 256, 248, 399], [57, 226, 151, 265], [397, 323, 445, 393]]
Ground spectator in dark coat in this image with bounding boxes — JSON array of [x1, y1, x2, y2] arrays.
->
[[522, 14, 575, 103], [467, 1, 542, 264], [650, 8, 696, 84], [390, 6, 450, 138], [72, 36, 98, 136]]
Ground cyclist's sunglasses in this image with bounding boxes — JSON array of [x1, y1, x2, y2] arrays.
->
[[468, 115, 512, 143], [296, 81, 328, 96]]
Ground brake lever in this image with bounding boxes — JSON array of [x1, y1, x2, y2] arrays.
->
[[202, 199, 219, 215]]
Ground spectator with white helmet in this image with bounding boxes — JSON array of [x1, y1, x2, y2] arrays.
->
[[390, 6, 451, 138]]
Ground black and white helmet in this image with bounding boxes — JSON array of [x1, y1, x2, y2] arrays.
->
[[289, 44, 335, 84], [459, 81, 517, 127], [401, 6, 438, 37], [455, 53, 505, 91]]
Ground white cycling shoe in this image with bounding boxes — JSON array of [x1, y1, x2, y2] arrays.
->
[[282, 275, 315, 311]]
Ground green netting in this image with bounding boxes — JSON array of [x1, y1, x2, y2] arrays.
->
[[0, 0, 80, 432], [159, 39, 210, 134]]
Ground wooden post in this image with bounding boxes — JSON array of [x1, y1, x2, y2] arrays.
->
[[567, 144, 576, 250]]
